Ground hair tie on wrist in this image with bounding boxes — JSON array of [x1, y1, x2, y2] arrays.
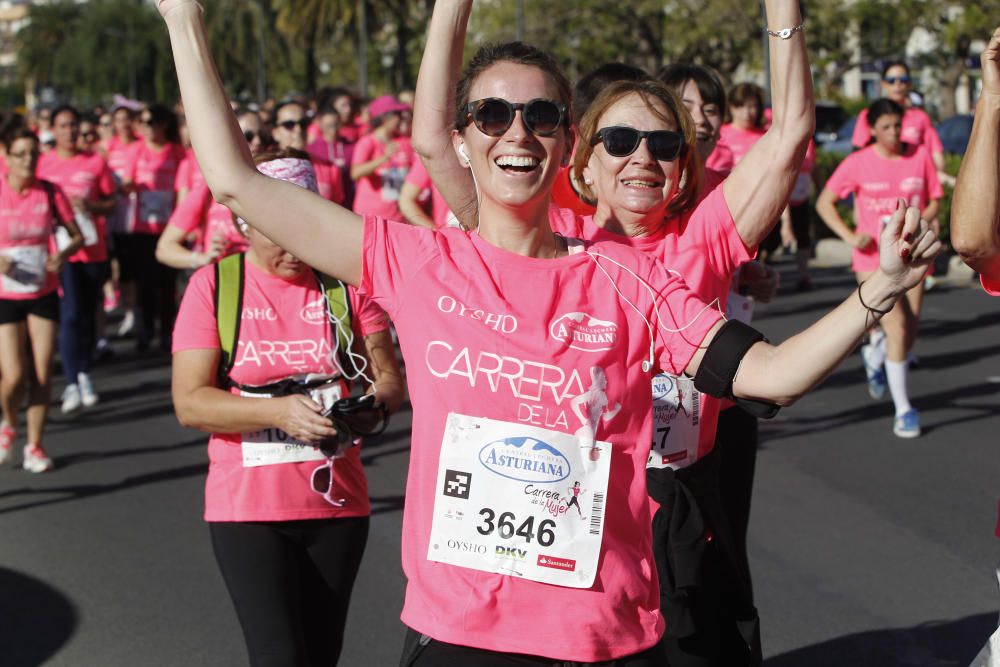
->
[[857, 280, 891, 316]]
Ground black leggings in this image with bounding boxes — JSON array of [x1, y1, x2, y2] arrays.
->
[[399, 628, 667, 666], [209, 517, 369, 667]]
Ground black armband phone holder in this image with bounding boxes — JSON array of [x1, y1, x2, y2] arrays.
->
[[693, 319, 780, 419]]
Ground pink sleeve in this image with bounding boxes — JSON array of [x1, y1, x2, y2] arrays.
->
[[349, 287, 390, 336], [823, 154, 860, 200], [359, 215, 440, 317], [172, 265, 221, 352], [176, 156, 192, 191], [319, 162, 345, 205], [686, 185, 754, 274], [167, 183, 211, 234], [851, 109, 870, 148], [649, 258, 724, 375], [351, 136, 376, 167], [405, 158, 431, 188], [923, 148, 943, 200], [705, 143, 734, 173]]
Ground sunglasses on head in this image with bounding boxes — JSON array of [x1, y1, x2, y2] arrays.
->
[[590, 126, 685, 162], [462, 98, 566, 137], [884, 75, 911, 85], [277, 118, 310, 132]]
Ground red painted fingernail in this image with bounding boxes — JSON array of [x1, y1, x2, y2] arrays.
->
[[900, 248, 911, 261], [903, 233, 913, 243]]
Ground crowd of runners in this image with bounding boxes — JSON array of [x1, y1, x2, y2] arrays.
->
[[2, 0, 999, 664]]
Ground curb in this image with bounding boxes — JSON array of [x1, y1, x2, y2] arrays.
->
[[810, 239, 978, 288]]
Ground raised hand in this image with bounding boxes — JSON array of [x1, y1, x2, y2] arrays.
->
[[878, 198, 942, 291], [981, 27, 1000, 98], [155, 0, 201, 19]]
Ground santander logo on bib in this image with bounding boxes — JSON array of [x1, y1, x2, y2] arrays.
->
[[299, 297, 328, 325], [550, 312, 618, 352]]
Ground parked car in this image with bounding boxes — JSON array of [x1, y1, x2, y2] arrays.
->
[[814, 102, 848, 145], [818, 116, 857, 155], [936, 114, 974, 156]]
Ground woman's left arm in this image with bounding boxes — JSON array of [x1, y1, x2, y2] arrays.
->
[[723, 0, 814, 249], [363, 328, 405, 414], [685, 201, 940, 405]]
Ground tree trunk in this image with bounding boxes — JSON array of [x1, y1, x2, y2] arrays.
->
[[304, 22, 318, 94]]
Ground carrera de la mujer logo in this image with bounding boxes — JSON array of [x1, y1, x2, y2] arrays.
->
[[478, 436, 570, 484], [299, 297, 328, 325], [549, 312, 618, 352]]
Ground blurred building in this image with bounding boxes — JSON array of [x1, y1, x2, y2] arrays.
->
[[0, 1, 29, 90]]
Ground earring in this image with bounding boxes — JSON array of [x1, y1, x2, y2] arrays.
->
[[583, 177, 593, 185]]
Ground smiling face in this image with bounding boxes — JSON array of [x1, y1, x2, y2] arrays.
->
[[274, 103, 308, 151], [452, 61, 571, 214], [583, 92, 680, 222], [679, 79, 722, 161]]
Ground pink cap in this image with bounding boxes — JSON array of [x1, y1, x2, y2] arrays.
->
[[368, 95, 410, 119]]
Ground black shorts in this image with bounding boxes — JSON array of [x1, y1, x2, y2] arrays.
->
[[761, 202, 812, 255], [0, 291, 60, 325]]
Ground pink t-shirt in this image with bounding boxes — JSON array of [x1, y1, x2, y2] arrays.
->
[[175, 147, 205, 194], [172, 258, 390, 522], [550, 185, 751, 465], [982, 274, 1000, 296], [308, 136, 350, 170], [351, 134, 414, 220], [104, 138, 139, 236], [824, 144, 943, 272], [0, 177, 74, 299], [851, 106, 944, 154], [313, 158, 345, 206], [403, 157, 452, 229], [706, 124, 765, 173], [36, 151, 115, 263], [359, 215, 721, 661], [126, 141, 185, 235], [166, 182, 247, 258]]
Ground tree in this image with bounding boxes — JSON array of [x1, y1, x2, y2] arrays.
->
[[271, 0, 355, 94]]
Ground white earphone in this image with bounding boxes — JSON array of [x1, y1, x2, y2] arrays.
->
[[458, 144, 470, 165]]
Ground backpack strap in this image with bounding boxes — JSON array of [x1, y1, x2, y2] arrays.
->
[[39, 180, 67, 227], [313, 270, 354, 379], [214, 253, 245, 384]]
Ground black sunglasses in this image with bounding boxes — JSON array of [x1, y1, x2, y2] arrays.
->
[[317, 394, 389, 457], [883, 75, 911, 85], [462, 98, 566, 137], [277, 118, 310, 132], [243, 130, 263, 142], [591, 126, 685, 162]]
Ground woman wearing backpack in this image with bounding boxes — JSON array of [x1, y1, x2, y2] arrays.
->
[[171, 150, 404, 666]]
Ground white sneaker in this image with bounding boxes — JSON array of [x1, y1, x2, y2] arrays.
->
[[61, 384, 82, 414], [77, 373, 99, 407], [23, 443, 54, 473], [117, 310, 135, 338]]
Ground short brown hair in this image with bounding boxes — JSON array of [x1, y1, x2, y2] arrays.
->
[[572, 79, 701, 220]]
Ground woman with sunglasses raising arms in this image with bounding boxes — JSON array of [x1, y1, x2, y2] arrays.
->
[[157, 1, 940, 662], [413, 3, 807, 662], [0, 127, 84, 471], [171, 150, 404, 667]]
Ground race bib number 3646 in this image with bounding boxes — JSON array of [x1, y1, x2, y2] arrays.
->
[[427, 413, 611, 588]]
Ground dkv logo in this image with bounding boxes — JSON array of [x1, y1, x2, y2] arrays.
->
[[550, 312, 618, 352], [299, 297, 328, 325], [478, 436, 570, 484]]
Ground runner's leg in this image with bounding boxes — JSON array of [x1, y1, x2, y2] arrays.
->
[[25, 310, 58, 446]]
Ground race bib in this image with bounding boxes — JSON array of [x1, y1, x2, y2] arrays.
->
[[428, 413, 611, 588], [725, 291, 755, 325], [380, 166, 408, 202], [239, 381, 344, 468], [646, 374, 701, 470], [73, 208, 100, 246], [1, 245, 48, 294]]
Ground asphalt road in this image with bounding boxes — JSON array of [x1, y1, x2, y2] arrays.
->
[[2, 263, 999, 666]]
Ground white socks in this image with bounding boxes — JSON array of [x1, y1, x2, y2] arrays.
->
[[867, 329, 887, 369], [885, 360, 912, 416]]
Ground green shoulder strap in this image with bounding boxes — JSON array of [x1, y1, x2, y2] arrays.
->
[[313, 271, 353, 374], [214, 253, 245, 381]]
